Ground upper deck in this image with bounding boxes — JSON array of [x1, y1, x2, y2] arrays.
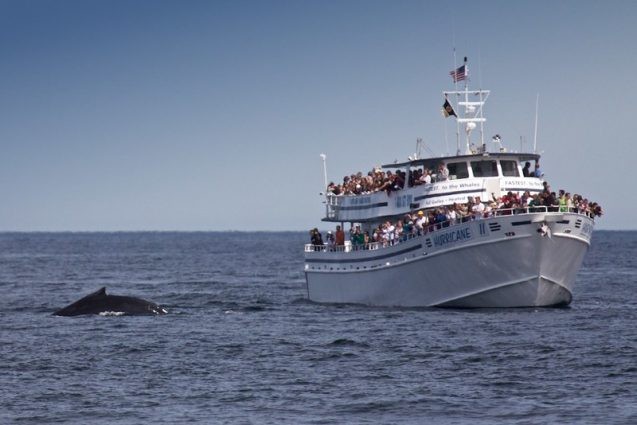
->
[[324, 152, 542, 223]]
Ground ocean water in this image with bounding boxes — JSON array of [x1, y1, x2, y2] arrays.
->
[[0, 231, 635, 424]]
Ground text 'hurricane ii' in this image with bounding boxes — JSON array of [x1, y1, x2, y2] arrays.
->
[[304, 58, 596, 308]]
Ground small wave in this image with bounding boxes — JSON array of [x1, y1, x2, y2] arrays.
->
[[98, 311, 125, 316], [216, 343, 245, 356], [455, 344, 478, 353], [334, 399, 396, 414], [314, 352, 358, 361], [242, 305, 267, 312], [464, 355, 485, 363], [537, 345, 557, 354], [290, 297, 313, 305], [326, 338, 370, 348]]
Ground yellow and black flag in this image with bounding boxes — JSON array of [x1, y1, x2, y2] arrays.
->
[[442, 98, 456, 118]]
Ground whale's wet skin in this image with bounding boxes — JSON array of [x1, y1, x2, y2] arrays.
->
[[54, 287, 167, 316], [1, 231, 635, 424]]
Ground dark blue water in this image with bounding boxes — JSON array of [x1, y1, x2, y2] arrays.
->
[[1, 231, 635, 424]]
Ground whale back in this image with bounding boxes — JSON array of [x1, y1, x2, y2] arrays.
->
[[54, 287, 166, 316]]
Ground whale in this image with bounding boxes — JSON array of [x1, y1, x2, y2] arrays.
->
[[54, 287, 167, 316]]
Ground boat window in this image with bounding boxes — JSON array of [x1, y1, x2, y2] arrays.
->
[[470, 160, 498, 177], [500, 160, 520, 177], [447, 162, 469, 179]]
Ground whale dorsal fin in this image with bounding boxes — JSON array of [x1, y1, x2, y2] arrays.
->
[[86, 287, 107, 299], [53, 287, 108, 316]]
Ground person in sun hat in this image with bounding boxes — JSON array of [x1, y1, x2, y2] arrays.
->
[[415, 210, 428, 235]]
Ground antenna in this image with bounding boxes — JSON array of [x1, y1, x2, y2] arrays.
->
[[533, 94, 539, 153], [478, 50, 484, 150], [478, 48, 483, 90], [319, 154, 328, 191]]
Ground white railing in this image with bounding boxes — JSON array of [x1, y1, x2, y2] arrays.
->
[[305, 242, 382, 253], [305, 206, 594, 254], [304, 234, 423, 253], [492, 206, 591, 216]]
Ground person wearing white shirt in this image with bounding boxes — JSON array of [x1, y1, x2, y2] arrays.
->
[[472, 196, 486, 218], [447, 208, 457, 224], [419, 168, 432, 185], [415, 211, 428, 234], [437, 163, 449, 181]]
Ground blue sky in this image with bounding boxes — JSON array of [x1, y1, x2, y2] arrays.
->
[[0, 0, 635, 231]]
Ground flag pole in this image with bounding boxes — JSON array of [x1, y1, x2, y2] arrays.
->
[[453, 48, 458, 92], [443, 114, 449, 156], [533, 94, 539, 153], [452, 47, 460, 155], [464, 56, 470, 154]]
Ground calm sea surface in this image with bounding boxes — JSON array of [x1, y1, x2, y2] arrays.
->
[[0, 231, 635, 424]]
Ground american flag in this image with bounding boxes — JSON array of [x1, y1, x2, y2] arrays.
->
[[450, 65, 467, 83]]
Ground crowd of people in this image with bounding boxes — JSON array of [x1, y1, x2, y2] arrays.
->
[[310, 183, 603, 249], [325, 161, 545, 197], [326, 163, 452, 196]]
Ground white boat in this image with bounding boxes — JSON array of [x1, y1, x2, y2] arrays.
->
[[303, 61, 597, 307]]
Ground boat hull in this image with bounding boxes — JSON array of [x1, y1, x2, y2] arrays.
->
[[304, 212, 593, 308]]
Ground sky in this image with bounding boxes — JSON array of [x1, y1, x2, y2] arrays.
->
[[0, 0, 635, 231]]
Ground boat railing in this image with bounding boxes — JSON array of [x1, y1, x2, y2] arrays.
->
[[305, 206, 593, 254], [493, 206, 588, 216], [304, 233, 422, 253]]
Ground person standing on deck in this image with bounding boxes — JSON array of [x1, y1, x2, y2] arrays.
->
[[522, 162, 532, 177], [335, 225, 345, 247]]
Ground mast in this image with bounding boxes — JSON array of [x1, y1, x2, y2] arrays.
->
[[533, 94, 539, 153], [444, 57, 489, 155], [452, 49, 460, 154], [463, 56, 470, 153]]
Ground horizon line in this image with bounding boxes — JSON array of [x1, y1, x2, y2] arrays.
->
[[0, 228, 633, 233]]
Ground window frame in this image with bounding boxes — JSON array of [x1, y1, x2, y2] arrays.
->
[[447, 161, 469, 179], [470, 160, 499, 178], [500, 160, 520, 177]]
